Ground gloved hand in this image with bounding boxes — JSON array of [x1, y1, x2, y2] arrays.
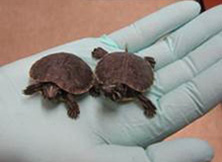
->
[[0, 1, 221, 162]]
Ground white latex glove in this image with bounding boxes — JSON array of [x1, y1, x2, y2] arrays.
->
[[0, 1, 220, 162]]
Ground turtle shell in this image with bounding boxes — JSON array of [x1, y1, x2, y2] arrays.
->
[[30, 52, 94, 94], [95, 52, 154, 92]]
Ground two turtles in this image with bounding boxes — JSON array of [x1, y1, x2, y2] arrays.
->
[[24, 48, 156, 119]]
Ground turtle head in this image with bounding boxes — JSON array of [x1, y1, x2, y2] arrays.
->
[[101, 84, 123, 102], [42, 83, 61, 100]]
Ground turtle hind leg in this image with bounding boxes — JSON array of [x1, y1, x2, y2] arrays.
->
[[92, 47, 108, 59], [137, 93, 156, 117], [63, 93, 80, 119], [23, 82, 43, 95], [144, 56, 156, 69]]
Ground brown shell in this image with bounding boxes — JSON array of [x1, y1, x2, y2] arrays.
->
[[95, 52, 154, 92], [30, 52, 94, 94]]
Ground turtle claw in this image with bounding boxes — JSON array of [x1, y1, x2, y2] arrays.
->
[[23, 82, 43, 95], [67, 107, 80, 119], [137, 93, 156, 118], [63, 93, 80, 119], [144, 56, 156, 69], [144, 107, 156, 118]]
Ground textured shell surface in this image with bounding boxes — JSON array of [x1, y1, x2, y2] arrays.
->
[[95, 52, 154, 92], [30, 52, 94, 94]]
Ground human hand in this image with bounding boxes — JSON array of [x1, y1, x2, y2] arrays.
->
[[0, 1, 221, 162]]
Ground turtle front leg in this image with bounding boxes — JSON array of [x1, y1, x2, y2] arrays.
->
[[92, 47, 108, 59], [144, 56, 156, 69], [89, 86, 101, 97], [63, 93, 80, 119], [137, 93, 156, 117], [89, 79, 101, 97], [23, 82, 43, 95]]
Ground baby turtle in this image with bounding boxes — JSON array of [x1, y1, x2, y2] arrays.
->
[[23, 52, 94, 119], [90, 47, 156, 117]]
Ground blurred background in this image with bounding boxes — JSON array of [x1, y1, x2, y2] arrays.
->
[[0, 0, 221, 161]]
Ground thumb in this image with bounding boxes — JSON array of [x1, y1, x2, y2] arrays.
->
[[146, 138, 214, 162]]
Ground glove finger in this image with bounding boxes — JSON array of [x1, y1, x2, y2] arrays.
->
[[149, 31, 222, 97], [146, 138, 214, 162], [108, 1, 200, 52], [157, 58, 222, 136], [138, 5, 222, 70], [81, 145, 150, 162]]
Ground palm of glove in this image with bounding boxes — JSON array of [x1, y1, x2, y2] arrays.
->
[[0, 1, 221, 162]]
